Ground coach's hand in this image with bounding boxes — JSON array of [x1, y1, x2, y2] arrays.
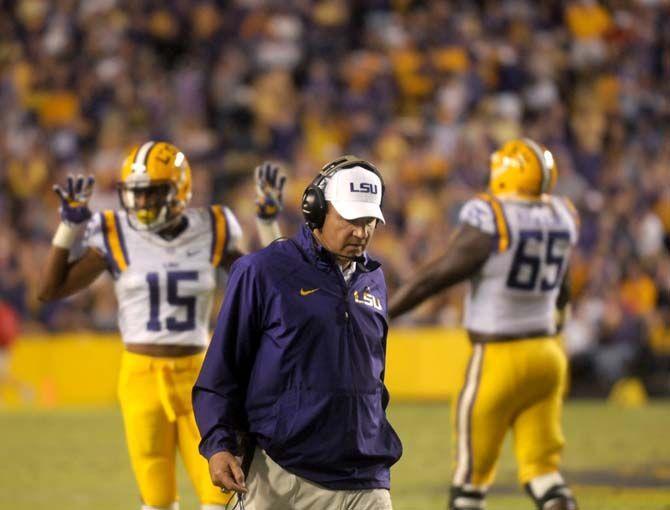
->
[[209, 451, 247, 494]]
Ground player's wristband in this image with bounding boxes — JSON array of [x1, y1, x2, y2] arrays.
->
[[255, 201, 280, 220], [52, 222, 84, 249]]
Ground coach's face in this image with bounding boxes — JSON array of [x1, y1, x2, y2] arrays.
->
[[316, 205, 377, 260]]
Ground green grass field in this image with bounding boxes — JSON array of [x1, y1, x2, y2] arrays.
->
[[2, 401, 669, 509]]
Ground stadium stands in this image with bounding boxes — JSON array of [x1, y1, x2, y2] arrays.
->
[[1, 0, 669, 396]]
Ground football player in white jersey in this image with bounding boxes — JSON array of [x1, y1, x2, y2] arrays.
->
[[389, 138, 579, 510], [38, 141, 285, 510]]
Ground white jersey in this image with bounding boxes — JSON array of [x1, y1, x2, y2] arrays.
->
[[81, 206, 242, 346], [459, 193, 579, 336]]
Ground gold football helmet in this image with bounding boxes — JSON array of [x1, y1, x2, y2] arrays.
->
[[118, 141, 192, 231], [489, 138, 557, 200]]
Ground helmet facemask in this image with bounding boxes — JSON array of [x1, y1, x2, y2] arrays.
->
[[118, 181, 183, 231]]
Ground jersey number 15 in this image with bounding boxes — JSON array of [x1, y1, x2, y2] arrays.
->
[[146, 271, 198, 332]]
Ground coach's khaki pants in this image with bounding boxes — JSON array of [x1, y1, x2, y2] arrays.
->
[[244, 449, 393, 510]]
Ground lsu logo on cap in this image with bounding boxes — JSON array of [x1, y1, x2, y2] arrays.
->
[[325, 166, 385, 223], [349, 182, 378, 194]]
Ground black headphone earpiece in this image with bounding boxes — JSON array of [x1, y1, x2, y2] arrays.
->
[[301, 185, 328, 231], [301, 155, 385, 231]]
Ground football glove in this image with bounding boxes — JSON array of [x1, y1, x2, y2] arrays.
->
[[254, 162, 286, 220], [53, 174, 95, 225]]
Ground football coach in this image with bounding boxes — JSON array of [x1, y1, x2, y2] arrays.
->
[[193, 156, 402, 509]]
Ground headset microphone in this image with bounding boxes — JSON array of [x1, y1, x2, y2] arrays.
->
[[288, 238, 367, 268], [329, 250, 366, 264], [315, 238, 366, 265], [321, 248, 371, 273]]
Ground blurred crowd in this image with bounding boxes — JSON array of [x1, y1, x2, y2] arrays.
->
[[1, 0, 670, 395]]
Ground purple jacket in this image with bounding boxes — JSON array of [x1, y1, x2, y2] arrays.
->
[[193, 225, 402, 490]]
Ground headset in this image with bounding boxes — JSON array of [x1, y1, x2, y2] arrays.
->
[[301, 155, 385, 231]]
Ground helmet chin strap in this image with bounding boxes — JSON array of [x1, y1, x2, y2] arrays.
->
[[156, 211, 182, 231], [156, 214, 188, 240], [128, 205, 171, 231]]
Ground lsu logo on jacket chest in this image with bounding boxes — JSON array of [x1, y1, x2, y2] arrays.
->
[[354, 290, 382, 311]]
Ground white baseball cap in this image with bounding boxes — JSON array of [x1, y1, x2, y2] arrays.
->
[[324, 166, 385, 223]]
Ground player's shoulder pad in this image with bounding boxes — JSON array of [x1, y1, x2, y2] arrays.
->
[[92, 209, 130, 272], [85, 210, 104, 233], [461, 193, 512, 251], [557, 195, 580, 227], [551, 195, 580, 245], [182, 205, 209, 223], [458, 195, 497, 236], [84, 209, 117, 241]]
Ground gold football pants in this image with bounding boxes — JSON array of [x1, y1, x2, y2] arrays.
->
[[118, 351, 231, 508], [452, 337, 567, 488]]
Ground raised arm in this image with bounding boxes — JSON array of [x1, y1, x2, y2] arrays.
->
[[38, 175, 107, 302], [254, 161, 286, 247], [39, 247, 108, 301], [217, 162, 287, 272], [388, 224, 494, 319]]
